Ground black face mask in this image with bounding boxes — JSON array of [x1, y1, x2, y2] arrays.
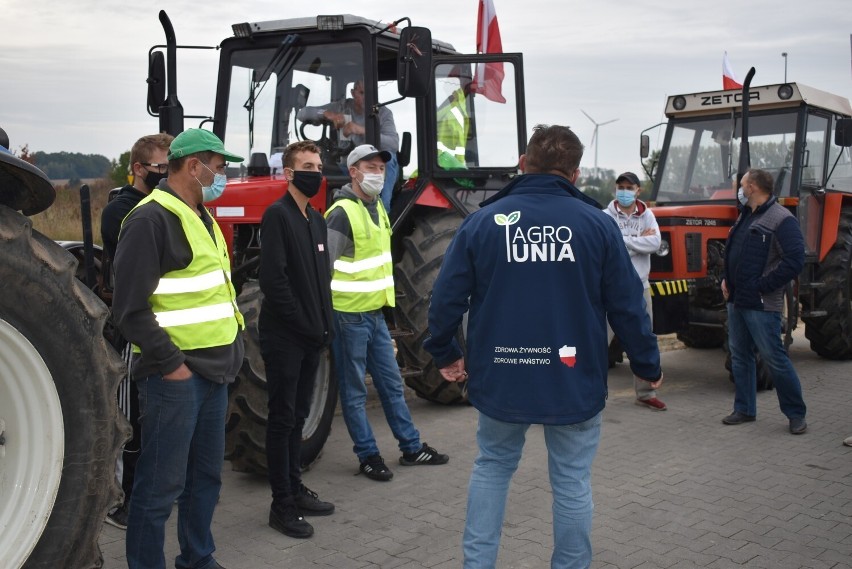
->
[[143, 170, 164, 192], [292, 171, 323, 198]]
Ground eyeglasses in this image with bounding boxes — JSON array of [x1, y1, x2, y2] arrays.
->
[[140, 162, 168, 173]]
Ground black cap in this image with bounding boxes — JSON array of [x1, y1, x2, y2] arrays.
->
[[616, 172, 641, 186]]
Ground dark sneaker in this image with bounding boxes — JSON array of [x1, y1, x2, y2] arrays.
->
[[269, 504, 314, 538], [635, 397, 667, 411], [295, 485, 335, 516], [105, 503, 128, 530], [789, 417, 807, 435], [399, 443, 449, 466], [722, 411, 756, 425], [359, 454, 394, 481]]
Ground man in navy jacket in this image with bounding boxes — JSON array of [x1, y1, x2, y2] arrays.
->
[[721, 168, 807, 434], [424, 125, 662, 568]]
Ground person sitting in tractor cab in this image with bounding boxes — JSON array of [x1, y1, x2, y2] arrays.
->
[[297, 79, 399, 211]]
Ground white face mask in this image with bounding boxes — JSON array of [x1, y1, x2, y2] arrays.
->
[[737, 186, 749, 206], [358, 170, 385, 197]]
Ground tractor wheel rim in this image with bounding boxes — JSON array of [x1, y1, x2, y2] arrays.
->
[[0, 318, 64, 569]]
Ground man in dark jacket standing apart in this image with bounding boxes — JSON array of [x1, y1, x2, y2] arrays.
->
[[721, 168, 807, 434], [424, 125, 663, 568], [259, 141, 335, 539], [114, 129, 245, 569]]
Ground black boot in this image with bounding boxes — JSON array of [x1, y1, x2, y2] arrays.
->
[[269, 501, 314, 538]]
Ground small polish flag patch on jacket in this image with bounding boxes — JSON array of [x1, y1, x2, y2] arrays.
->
[[558, 345, 577, 368], [318, 244, 324, 251]]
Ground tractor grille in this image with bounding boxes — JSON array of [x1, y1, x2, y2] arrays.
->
[[685, 233, 703, 272]]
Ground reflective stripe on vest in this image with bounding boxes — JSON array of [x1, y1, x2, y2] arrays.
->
[[126, 189, 244, 352], [326, 198, 395, 312]]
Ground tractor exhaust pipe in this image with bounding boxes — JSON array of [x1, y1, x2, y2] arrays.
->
[[157, 10, 184, 135], [736, 67, 756, 186]]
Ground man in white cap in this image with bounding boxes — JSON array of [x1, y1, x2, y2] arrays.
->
[[325, 144, 449, 482], [114, 128, 245, 569]]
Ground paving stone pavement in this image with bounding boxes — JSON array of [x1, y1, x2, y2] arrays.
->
[[99, 327, 852, 568]]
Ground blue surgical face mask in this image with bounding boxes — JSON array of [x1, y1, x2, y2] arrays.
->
[[737, 186, 749, 206], [616, 189, 637, 207], [197, 162, 227, 202]]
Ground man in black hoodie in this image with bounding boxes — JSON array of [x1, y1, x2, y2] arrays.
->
[[259, 141, 335, 539], [99, 132, 173, 530]]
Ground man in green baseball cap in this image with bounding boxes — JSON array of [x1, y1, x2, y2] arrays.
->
[[168, 128, 244, 163], [113, 127, 246, 569]]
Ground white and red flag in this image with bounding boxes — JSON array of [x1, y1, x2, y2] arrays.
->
[[723, 51, 743, 90], [471, 0, 506, 103]]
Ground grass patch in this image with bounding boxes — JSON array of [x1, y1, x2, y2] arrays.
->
[[30, 178, 117, 243]]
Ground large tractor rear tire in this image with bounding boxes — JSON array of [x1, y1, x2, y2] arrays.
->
[[224, 282, 337, 474], [0, 205, 128, 569], [802, 210, 852, 359], [394, 211, 467, 404]]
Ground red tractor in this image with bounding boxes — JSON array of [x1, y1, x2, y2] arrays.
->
[[640, 75, 852, 388], [147, 12, 527, 470]]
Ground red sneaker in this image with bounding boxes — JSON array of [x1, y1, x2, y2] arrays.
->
[[635, 397, 667, 411]]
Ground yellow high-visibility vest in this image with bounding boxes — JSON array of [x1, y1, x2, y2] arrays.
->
[[127, 189, 244, 352], [326, 197, 395, 312], [436, 88, 469, 169]]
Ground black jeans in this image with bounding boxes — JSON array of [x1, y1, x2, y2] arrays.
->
[[259, 319, 321, 505]]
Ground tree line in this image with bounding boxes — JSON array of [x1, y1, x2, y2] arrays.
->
[[17, 145, 130, 187]]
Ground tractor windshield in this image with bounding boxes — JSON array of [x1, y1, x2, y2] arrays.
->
[[655, 110, 799, 203], [223, 41, 364, 176]]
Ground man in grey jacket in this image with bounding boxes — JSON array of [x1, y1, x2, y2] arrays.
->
[[604, 172, 666, 411]]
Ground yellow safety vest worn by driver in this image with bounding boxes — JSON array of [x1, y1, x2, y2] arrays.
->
[[130, 189, 244, 352], [326, 198, 395, 312]]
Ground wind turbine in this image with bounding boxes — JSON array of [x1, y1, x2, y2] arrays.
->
[[581, 110, 618, 177]]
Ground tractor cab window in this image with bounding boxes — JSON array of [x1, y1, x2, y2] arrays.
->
[[224, 42, 363, 177], [800, 113, 828, 188], [433, 61, 520, 171], [827, 117, 852, 191], [656, 111, 798, 203]]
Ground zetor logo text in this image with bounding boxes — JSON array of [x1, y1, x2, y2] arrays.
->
[[494, 211, 576, 263], [700, 91, 760, 106]]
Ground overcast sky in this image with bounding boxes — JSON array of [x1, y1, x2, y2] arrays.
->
[[1, 0, 850, 176]]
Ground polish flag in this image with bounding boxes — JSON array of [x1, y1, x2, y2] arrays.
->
[[559, 345, 577, 368], [723, 52, 743, 90], [471, 0, 506, 103]]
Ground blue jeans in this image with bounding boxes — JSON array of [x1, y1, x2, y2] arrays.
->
[[727, 304, 807, 419], [332, 310, 421, 460], [464, 412, 602, 569], [126, 372, 227, 569]]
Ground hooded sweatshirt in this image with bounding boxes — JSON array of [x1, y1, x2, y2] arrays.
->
[[603, 199, 661, 288], [424, 174, 661, 425]]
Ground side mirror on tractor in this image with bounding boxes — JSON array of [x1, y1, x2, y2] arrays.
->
[[147, 51, 167, 115], [835, 118, 852, 147], [397, 26, 432, 99], [640, 134, 650, 159]]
